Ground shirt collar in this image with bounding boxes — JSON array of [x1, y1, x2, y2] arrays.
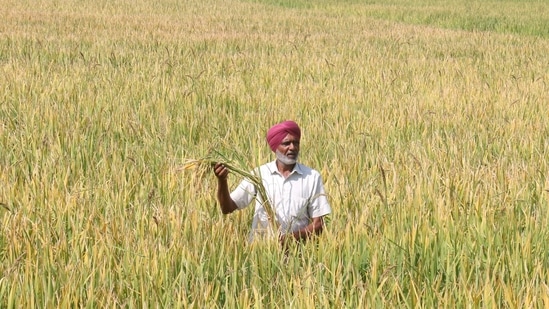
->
[[267, 160, 303, 176]]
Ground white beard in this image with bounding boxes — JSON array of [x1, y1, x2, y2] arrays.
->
[[275, 150, 298, 165]]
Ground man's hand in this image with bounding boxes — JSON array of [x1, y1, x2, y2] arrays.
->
[[279, 233, 294, 248], [213, 163, 229, 179]]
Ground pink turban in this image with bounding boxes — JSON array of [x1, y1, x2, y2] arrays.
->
[[266, 120, 301, 152]]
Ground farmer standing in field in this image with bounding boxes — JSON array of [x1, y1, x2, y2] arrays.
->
[[213, 120, 332, 245]]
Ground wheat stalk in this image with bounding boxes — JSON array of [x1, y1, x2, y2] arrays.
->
[[182, 150, 279, 232]]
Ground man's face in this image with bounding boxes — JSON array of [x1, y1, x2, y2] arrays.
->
[[276, 133, 300, 162]]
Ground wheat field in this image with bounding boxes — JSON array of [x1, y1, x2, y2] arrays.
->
[[1, 0, 549, 307]]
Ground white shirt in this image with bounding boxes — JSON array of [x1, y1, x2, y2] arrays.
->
[[230, 161, 332, 241]]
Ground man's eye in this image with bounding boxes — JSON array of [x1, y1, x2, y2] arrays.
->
[[282, 142, 299, 146]]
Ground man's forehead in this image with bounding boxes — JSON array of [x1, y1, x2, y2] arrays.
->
[[282, 134, 300, 141]]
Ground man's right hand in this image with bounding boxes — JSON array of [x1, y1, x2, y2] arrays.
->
[[213, 163, 229, 179]]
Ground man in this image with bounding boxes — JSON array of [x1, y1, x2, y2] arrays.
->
[[213, 120, 332, 244]]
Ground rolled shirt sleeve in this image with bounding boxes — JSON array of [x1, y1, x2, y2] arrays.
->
[[230, 178, 256, 209]]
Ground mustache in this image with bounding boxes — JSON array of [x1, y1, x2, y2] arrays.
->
[[276, 150, 298, 164]]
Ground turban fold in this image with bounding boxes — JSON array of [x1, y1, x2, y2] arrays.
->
[[266, 120, 301, 152]]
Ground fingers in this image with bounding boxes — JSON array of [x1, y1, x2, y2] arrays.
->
[[213, 163, 229, 179]]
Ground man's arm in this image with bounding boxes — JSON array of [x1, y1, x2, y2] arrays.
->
[[282, 216, 325, 244], [213, 163, 238, 214]]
